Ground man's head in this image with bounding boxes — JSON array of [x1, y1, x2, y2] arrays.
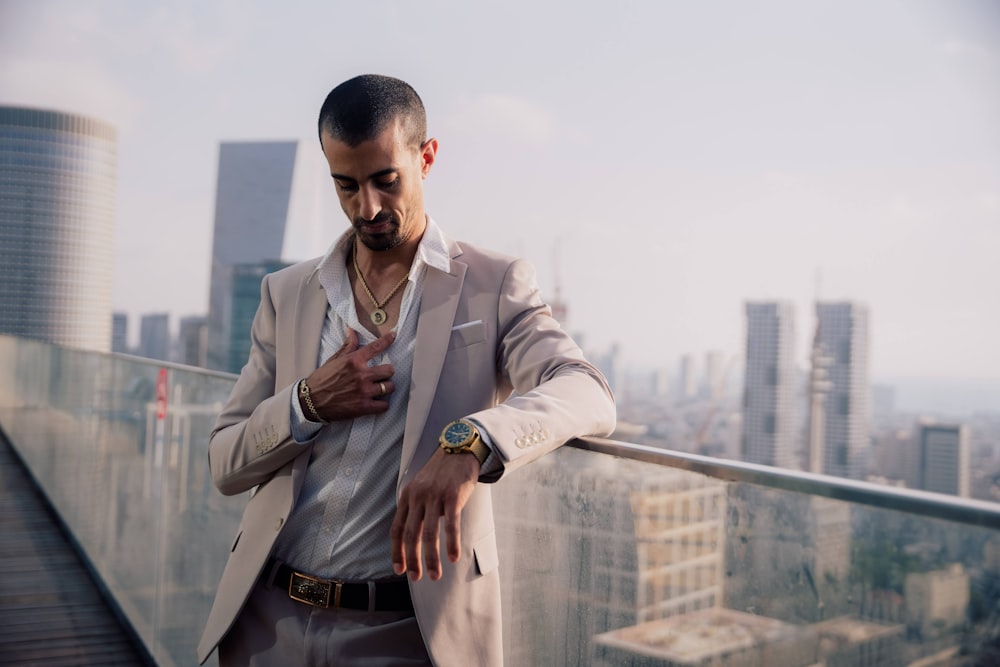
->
[[318, 75, 437, 252], [318, 74, 426, 150]]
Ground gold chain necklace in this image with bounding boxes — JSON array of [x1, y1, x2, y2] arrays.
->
[[353, 243, 409, 326]]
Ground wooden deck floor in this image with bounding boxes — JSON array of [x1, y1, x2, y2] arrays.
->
[[0, 432, 151, 666]]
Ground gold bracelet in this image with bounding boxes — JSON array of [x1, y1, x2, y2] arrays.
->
[[299, 379, 326, 423]]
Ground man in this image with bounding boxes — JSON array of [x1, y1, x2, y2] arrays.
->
[[197, 74, 615, 666]]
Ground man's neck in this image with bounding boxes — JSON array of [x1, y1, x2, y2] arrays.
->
[[353, 243, 420, 284]]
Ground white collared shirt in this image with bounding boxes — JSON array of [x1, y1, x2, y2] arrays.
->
[[273, 219, 450, 579]]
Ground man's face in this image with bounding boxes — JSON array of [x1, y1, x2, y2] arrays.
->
[[321, 119, 436, 252]]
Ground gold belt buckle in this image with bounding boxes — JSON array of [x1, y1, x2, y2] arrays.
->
[[289, 571, 343, 608]]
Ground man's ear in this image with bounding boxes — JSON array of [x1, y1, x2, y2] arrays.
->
[[420, 138, 438, 177]]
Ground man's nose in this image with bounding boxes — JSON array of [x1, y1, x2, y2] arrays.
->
[[358, 186, 381, 221]]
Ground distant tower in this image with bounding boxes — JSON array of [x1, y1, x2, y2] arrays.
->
[[679, 354, 697, 401], [597, 342, 624, 398], [815, 302, 870, 479], [0, 106, 116, 352], [139, 313, 170, 362], [741, 302, 797, 468], [806, 325, 834, 473], [226, 261, 291, 373], [177, 315, 208, 367], [206, 141, 333, 371], [702, 350, 726, 400], [111, 312, 129, 354], [913, 422, 969, 497]]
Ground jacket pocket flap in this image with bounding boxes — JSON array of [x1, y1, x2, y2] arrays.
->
[[473, 531, 499, 576]]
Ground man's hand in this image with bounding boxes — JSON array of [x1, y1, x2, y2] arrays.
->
[[390, 448, 479, 581], [305, 329, 396, 421]]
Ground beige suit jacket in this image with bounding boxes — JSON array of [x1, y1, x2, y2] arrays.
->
[[196, 235, 615, 666]]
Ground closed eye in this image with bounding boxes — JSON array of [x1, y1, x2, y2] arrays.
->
[[334, 178, 358, 193]]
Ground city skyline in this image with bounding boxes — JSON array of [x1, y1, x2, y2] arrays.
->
[[2, 1, 998, 406]]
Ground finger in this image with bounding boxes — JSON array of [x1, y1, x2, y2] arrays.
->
[[331, 329, 359, 359], [357, 331, 396, 362], [366, 363, 395, 380], [444, 495, 463, 565], [422, 501, 444, 580], [372, 380, 395, 399], [403, 505, 426, 581], [390, 496, 409, 576]]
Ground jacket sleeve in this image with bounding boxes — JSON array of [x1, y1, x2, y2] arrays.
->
[[207, 272, 312, 496], [467, 257, 616, 478]]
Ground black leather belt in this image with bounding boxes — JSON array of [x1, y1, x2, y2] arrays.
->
[[265, 559, 413, 612]]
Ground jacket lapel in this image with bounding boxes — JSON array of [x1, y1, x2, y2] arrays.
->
[[288, 269, 328, 495], [399, 242, 465, 486], [294, 270, 328, 378]]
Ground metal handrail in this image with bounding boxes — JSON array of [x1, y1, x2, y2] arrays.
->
[[569, 436, 1000, 530]]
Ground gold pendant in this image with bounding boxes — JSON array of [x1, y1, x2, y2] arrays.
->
[[371, 309, 387, 326]]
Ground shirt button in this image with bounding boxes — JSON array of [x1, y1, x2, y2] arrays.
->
[[274, 518, 284, 531]]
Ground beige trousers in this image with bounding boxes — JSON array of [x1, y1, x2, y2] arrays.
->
[[218, 574, 431, 667]]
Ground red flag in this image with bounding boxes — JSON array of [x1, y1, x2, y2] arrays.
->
[[155, 368, 168, 419]]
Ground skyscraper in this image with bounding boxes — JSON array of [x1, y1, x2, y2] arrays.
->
[[111, 312, 129, 354], [138, 313, 170, 362], [806, 325, 834, 474], [205, 140, 333, 371], [0, 106, 116, 352], [913, 422, 969, 497], [177, 315, 208, 368], [815, 302, 870, 479], [741, 301, 797, 468], [226, 260, 290, 373]]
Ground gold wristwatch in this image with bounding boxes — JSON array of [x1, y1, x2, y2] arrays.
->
[[439, 419, 490, 466]]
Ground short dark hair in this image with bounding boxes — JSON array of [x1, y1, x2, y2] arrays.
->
[[318, 74, 426, 149]]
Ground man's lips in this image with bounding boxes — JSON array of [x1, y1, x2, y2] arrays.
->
[[356, 215, 395, 234], [362, 220, 393, 233]]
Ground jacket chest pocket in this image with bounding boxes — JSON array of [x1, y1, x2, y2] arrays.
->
[[448, 320, 487, 350]]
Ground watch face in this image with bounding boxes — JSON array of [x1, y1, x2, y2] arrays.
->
[[443, 421, 473, 446]]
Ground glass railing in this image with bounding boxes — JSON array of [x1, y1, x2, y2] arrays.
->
[[0, 335, 243, 667], [1, 334, 997, 666]]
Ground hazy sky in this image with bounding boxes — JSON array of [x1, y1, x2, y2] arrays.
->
[[2, 1, 998, 396]]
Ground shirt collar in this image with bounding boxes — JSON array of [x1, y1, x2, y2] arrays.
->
[[314, 215, 451, 292]]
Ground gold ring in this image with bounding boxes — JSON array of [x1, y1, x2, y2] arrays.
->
[[379, 381, 386, 396]]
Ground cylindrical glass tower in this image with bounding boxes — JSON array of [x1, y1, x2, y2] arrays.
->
[[0, 106, 116, 352]]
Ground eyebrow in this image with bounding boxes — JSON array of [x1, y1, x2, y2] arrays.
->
[[331, 167, 398, 182]]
